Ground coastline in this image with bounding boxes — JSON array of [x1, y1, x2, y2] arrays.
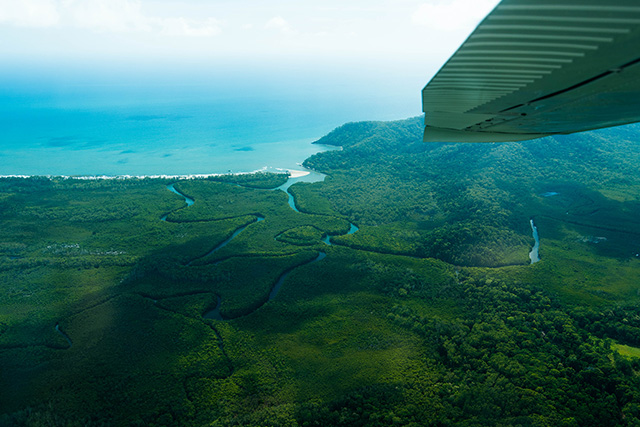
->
[[0, 167, 312, 181]]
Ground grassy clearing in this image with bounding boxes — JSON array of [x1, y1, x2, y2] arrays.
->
[[614, 343, 640, 359]]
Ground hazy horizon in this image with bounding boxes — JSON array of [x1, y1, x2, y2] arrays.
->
[[0, 0, 501, 176]]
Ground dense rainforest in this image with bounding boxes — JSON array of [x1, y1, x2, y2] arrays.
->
[[2, 118, 640, 426]]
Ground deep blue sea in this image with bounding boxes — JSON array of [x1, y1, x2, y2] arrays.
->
[[0, 66, 422, 176]]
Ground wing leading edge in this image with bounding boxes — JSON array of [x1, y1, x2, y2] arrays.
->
[[422, 0, 640, 143]]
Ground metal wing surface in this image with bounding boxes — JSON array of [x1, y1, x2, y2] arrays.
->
[[422, 0, 640, 142]]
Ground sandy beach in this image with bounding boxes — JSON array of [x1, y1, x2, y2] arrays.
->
[[287, 169, 311, 178]]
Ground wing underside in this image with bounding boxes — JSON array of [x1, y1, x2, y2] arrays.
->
[[422, 0, 640, 142]]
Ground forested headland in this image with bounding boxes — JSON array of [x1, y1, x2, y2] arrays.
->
[[2, 119, 640, 426]]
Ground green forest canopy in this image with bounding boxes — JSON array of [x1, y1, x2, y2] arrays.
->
[[2, 119, 640, 426]]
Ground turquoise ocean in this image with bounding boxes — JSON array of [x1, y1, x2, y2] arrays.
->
[[0, 66, 422, 177]]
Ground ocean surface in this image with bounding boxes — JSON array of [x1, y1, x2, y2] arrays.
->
[[0, 69, 422, 177]]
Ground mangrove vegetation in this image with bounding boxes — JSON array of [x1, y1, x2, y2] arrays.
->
[[2, 119, 640, 426]]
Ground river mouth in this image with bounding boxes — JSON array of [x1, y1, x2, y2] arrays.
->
[[275, 169, 326, 213], [276, 171, 359, 245]]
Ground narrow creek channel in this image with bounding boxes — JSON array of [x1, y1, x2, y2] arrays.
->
[[529, 219, 540, 264], [204, 251, 327, 321], [269, 252, 326, 300], [55, 323, 72, 348], [186, 216, 265, 266]]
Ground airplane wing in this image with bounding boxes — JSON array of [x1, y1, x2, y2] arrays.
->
[[422, 0, 640, 142]]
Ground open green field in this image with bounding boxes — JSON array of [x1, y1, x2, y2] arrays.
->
[[614, 343, 640, 359], [3, 121, 640, 426]]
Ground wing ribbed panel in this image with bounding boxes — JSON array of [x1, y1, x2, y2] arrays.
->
[[422, 0, 640, 142]]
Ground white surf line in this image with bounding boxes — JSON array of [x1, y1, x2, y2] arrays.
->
[[0, 169, 290, 181]]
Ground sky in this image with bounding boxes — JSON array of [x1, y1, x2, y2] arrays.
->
[[0, 0, 500, 82]]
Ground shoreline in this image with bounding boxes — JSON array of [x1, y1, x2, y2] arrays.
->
[[0, 168, 313, 181]]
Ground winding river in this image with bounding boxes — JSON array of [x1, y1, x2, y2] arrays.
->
[[168, 184, 194, 206], [55, 177, 539, 346], [51, 176, 348, 348], [274, 171, 323, 213], [164, 176, 341, 321], [160, 184, 194, 221], [162, 174, 365, 320], [275, 170, 359, 244], [323, 223, 359, 245], [197, 171, 361, 320]]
